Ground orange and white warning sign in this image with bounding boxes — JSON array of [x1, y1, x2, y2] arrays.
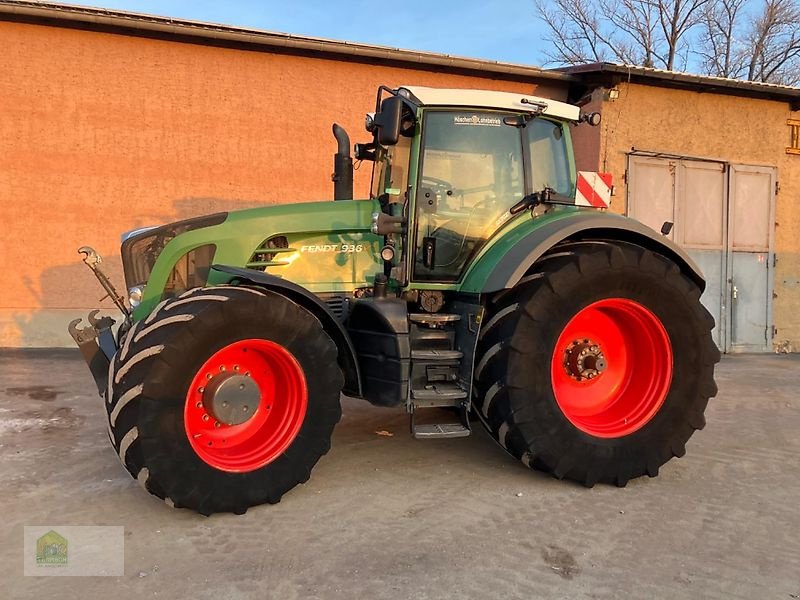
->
[[575, 172, 613, 208]]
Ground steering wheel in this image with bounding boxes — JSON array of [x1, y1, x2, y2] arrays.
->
[[420, 176, 455, 191], [419, 176, 500, 215]]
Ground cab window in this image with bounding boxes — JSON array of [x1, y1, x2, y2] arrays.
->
[[526, 118, 575, 197]]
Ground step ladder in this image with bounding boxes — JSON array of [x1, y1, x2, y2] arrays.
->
[[408, 313, 471, 439]]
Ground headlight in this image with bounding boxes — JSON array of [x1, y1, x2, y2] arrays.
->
[[128, 286, 144, 308], [380, 245, 395, 262]]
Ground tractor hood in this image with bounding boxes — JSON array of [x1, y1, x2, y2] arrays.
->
[[127, 198, 384, 320]]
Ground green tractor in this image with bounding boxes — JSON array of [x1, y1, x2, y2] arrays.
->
[[70, 86, 719, 515]]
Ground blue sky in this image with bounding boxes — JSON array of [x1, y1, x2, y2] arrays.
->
[[60, 0, 551, 66]]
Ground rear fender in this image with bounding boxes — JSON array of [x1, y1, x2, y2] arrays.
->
[[471, 212, 706, 294], [211, 265, 362, 397]]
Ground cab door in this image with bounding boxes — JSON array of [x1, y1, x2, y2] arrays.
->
[[411, 110, 526, 282], [411, 111, 577, 284]]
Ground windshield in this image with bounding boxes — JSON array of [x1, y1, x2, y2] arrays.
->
[[370, 135, 412, 202]]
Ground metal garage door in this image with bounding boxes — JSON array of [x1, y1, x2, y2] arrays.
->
[[727, 165, 776, 352], [627, 155, 775, 353]]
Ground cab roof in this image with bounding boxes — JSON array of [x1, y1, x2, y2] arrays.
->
[[398, 86, 581, 121]]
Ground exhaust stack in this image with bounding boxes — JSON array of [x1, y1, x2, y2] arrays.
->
[[332, 123, 354, 201]]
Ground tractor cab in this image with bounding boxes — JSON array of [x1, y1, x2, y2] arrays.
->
[[355, 86, 581, 286]]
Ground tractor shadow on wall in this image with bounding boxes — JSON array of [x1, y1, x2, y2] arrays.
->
[[11, 196, 278, 348]]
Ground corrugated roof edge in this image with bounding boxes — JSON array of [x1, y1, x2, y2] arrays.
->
[[560, 62, 800, 108], [0, 0, 574, 83]]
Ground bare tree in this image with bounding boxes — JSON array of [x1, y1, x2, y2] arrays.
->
[[536, 0, 710, 69], [534, 0, 800, 85], [744, 0, 800, 85], [698, 0, 747, 78], [608, 0, 661, 67], [537, 0, 800, 84], [656, 0, 713, 69], [534, 0, 621, 64]]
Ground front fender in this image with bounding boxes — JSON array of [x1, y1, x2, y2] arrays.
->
[[212, 265, 362, 398], [462, 210, 705, 293]]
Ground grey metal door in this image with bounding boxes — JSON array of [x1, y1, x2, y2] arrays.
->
[[727, 165, 776, 352], [627, 156, 726, 348], [627, 155, 775, 353], [677, 160, 728, 350]]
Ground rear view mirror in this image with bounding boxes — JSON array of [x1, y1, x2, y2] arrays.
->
[[374, 96, 404, 146], [502, 115, 527, 127]]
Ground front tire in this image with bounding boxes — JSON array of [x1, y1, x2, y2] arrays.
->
[[474, 242, 720, 487], [105, 285, 343, 514]]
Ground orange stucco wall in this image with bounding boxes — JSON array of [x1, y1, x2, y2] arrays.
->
[[571, 83, 800, 350], [0, 20, 565, 346]]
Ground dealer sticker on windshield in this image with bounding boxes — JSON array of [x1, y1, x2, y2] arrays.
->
[[454, 114, 502, 127]]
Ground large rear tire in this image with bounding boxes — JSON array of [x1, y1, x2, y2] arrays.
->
[[105, 285, 343, 514], [474, 241, 720, 487]]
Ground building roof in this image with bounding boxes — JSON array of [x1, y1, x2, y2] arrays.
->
[[3, 2, 797, 108], [0, 0, 572, 85], [563, 62, 800, 109], [400, 86, 581, 120]]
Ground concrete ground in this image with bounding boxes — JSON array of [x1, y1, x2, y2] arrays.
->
[[1, 351, 798, 600]]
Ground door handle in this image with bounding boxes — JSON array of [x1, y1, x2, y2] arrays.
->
[[731, 281, 738, 344]]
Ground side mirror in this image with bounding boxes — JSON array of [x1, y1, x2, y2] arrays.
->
[[374, 96, 404, 146]]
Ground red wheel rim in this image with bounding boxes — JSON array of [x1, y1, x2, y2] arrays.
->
[[184, 339, 307, 472], [550, 298, 673, 438]]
